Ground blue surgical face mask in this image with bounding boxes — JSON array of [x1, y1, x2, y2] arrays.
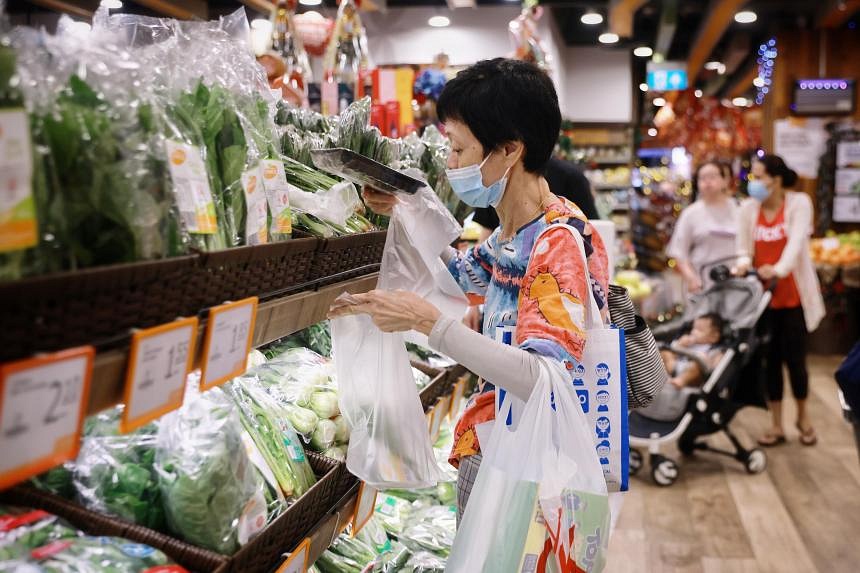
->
[[445, 152, 513, 208], [747, 180, 770, 202]]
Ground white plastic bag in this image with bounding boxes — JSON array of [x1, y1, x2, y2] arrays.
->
[[446, 358, 610, 572], [331, 313, 442, 488]]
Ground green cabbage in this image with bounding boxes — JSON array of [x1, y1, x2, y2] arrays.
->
[[285, 403, 319, 436], [311, 419, 337, 451], [333, 415, 350, 444], [310, 390, 340, 419]]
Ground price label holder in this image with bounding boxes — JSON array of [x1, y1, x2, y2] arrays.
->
[[431, 398, 447, 443], [200, 297, 258, 391], [0, 347, 94, 490], [351, 481, 378, 538], [121, 317, 199, 433], [426, 405, 436, 436], [449, 376, 468, 420], [275, 537, 309, 573]]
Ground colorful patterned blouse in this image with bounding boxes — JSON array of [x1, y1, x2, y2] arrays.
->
[[446, 198, 610, 467]]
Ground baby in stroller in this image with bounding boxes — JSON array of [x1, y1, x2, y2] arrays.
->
[[640, 313, 726, 422]]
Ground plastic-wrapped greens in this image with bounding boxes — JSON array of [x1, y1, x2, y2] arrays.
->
[[155, 387, 268, 554], [0, 506, 80, 561], [25, 536, 185, 573], [398, 506, 456, 559]]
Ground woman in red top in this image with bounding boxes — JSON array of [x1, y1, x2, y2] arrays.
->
[[738, 155, 825, 447]]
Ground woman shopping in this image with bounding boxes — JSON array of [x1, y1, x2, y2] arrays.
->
[[667, 160, 738, 293], [737, 154, 825, 447], [328, 58, 609, 517]]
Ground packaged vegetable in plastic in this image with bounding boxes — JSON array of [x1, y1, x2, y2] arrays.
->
[[446, 359, 610, 573], [310, 418, 337, 451], [0, 507, 80, 561], [27, 535, 188, 573], [399, 506, 456, 559], [225, 376, 317, 498], [373, 493, 412, 538], [355, 517, 392, 556], [322, 446, 346, 462], [332, 415, 350, 444], [155, 387, 268, 554]]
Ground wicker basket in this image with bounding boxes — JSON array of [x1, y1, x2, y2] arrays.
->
[[310, 230, 387, 287], [190, 238, 319, 310], [0, 255, 199, 362], [1, 453, 343, 573], [419, 369, 454, 412]]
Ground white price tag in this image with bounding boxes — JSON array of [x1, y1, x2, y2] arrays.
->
[[351, 481, 378, 537], [0, 347, 94, 490], [121, 317, 198, 433], [200, 297, 258, 391], [275, 537, 309, 573]]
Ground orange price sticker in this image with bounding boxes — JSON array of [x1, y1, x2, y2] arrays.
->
[[121, 317, 198, 433], [351, 481, 378, 538], [275, 537, 310, 573], [0, 347, 94, 490], [200, 297, 258, 391]]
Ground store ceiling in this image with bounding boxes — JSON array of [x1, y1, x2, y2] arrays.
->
[[7, 0, 859, 100]]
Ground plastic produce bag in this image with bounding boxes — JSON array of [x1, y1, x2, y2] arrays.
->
[[446, 359, 610, 573], [0, 507, 80, 560], [23, 536, 187, 573], [155, 387, 268, 554]]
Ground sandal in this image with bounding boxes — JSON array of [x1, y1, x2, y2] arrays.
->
[[757, 431, 787, 447], [796, 423, 818, 446]]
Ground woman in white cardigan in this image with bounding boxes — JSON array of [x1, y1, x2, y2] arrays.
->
[[737, 154, 825, 447]]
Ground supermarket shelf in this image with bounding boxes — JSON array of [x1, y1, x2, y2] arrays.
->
[[303, 483, 360, 566], [593, 184, 632, 191], [86, 273, 379, 415], [590, 158, 633, 166]]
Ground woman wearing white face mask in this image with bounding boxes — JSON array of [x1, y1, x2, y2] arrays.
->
[[330, 58, 610, 519], [737, 154, 825, 448]]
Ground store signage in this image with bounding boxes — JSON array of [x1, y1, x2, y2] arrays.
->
[[351, 481, 378, 537], [0, 347, 94, 490], [646, 61, 688, 91], [200, 297, 258, 390], [275, 537, 310, 573], [121, 317, 198, 433]]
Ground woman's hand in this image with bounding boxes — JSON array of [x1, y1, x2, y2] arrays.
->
[[686, 275, 703, 294], [328, 290, 442, 336], [757, 264, 777, 280], [362, 186, 399, 216]]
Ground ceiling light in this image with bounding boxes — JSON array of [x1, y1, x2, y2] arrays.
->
[[300, 0, 323, 5], [653, 97, 666, 107], [717, 63, 726, 75], [694, 89, 703, 98], [581, 12, 604, 25], [732, 97, 749, 107], [428, 16, 450, 28], [100, 0, 122, 8], [704, 61, 723, 71], [633, 46, 653, 58], [734, 11, 757, 24], [250, 18, 271, 30], [648, 128, 658, 137], [753, 77, 765, 88], [639, 83, 649, 92], [598, 32, 619, 44]]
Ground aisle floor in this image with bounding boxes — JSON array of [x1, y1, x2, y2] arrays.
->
[[605, 354, 860, 573]]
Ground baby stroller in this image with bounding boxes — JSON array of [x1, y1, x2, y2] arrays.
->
[[628, 264, 772, 486]]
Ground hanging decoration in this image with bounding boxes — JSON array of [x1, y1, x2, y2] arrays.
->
[[508, 1, 552, 74], [295, 11, 335, 58], [754, 37, 777, 106], [324, 0, 370, 85]]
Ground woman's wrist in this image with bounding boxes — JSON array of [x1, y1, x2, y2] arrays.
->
[[415, 306, 442, 336]]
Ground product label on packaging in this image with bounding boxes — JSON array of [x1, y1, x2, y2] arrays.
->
[[0, 109, 37, 253], [283, 435, 306, 462], [165, 140, 217, 235], [237, 490, 268, 545], [260, 160, 293, 235], [241, 166, 269, 245]]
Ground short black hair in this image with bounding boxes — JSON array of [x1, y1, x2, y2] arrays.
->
[[436, 58, 561, 174], [698, 312, 725, 340], [758, 154, 798, 188]]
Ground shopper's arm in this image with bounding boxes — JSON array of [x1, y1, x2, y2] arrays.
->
[[773, 193, 813, 278], [429, 316, 542, 402]]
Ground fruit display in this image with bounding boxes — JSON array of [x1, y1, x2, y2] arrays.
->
[[811, 232, 860, 267], [614, 270, 654, 301]]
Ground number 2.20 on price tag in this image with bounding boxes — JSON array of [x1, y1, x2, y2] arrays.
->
[[121, 317, 198, 433], [200, 297, 258, 391], [0, 347, 94, 490]]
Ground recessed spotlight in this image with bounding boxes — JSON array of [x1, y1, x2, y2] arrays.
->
[[428, 16, 450, 28], [734, 11, 757, 24], [732, 97, 749, 107], [100, 0, 122, 8], [639, 83, 649, 92], [648, 128, 658, 137], [653, 97, 666, 107], [694, 89, 703, 98], [598, 32, 619, 44], [633, 46, 653, 58], [581, 12, 604, 25], [704, 61, 723, 71]]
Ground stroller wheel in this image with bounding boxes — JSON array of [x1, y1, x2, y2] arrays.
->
[[744, 449, 768, 474], [630, 449, 644, 476], [651, 456, 679, 487]]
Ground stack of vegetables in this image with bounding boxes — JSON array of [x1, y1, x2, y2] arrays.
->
[[0, 505, 188, 572]]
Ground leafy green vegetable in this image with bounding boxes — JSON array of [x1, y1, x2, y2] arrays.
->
[[284, 403, 319, 436], [0, 507, 79, 561], [322, 445, 346, 462], [310, 390, 340, 420], [333, 415, 350, 444], [30, 536, 178, 572], [310, 418, 337, 451]]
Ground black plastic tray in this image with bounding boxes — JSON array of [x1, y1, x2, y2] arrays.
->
[[311, 148, 424, 195]]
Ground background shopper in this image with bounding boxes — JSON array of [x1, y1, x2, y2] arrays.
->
[[668, 161, 739, 293], [737, 154, 825, 447]]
